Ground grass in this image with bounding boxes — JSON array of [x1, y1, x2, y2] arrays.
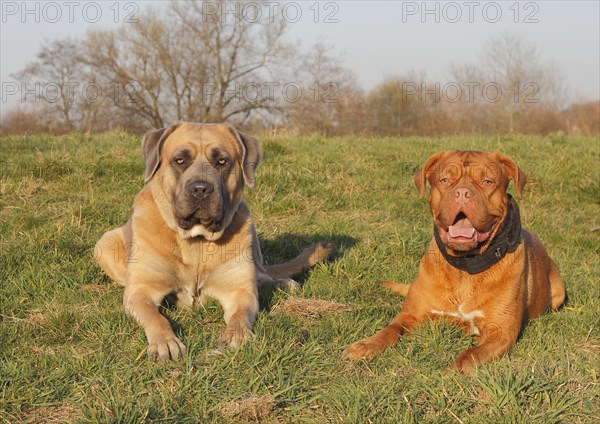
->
[[1, 131, 598, 423]]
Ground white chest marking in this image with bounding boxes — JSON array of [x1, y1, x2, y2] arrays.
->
[[431, 305, 485, 335], [182, 224, 225, 241]]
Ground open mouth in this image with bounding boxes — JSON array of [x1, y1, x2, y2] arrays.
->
[[442, 212, 493, 245]]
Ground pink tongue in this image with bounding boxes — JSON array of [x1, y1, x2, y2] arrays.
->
[[448, 217, 476, 238]]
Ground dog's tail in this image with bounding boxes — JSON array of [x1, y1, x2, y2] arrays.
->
[[381, 280, 411, 297], [264, 242, 333, 280]]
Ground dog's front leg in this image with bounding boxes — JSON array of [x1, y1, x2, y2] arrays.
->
[[344, 311, 426, 360], [450, 319, 519, 374], [123, 284, 186, 361], [210, 285, 259, 349]]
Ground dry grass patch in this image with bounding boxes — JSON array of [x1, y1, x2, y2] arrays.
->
[[25, 312, 47, 327], [577, 337, 600, 355], [219, 394, 275, 421], [14, 177, 46, 199], [270, 297, 351, 319], [0, 312, 47, 327], [20, 404, 81, 423], [80, 283, 121, 293]]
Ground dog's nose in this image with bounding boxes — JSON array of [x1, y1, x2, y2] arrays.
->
[[187, 180, 214, 198], [454, 187, 473, 203]]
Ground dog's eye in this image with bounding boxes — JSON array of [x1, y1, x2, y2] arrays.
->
[[216, 158, 228, 166], [439, 177, 451, 185], [172, 150, 191, 167], [482, 179, 495, 186]]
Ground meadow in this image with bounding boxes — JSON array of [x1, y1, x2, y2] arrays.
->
[[1, 131, 598, 423]]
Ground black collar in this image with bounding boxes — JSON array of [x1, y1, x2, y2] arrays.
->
[[433, 195, 522, 275]]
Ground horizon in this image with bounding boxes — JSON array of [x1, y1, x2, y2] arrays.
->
[[1, 1, 599, 119]]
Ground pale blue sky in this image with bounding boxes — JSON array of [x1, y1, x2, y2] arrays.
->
[[1, 1, 599, 115]]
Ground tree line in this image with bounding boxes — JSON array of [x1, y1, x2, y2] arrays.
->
[[1, 0, 598, 137]]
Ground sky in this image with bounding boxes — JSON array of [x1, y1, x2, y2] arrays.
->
[[1, 0, 599, 116]]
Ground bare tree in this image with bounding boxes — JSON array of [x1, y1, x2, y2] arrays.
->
[[7, 24, 578, 136], [563, 101, 600, 136], [452, 33, 565, 133], [83, 1, 291, 129], [170, 0, 291, 123], [367, 73, 434, 136], [0, 103, 57, 135], [85, 11, 199, 128], [286, 42, 366, 136], [12, 38, 87, 131]]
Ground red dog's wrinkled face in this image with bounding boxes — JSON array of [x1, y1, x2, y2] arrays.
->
[[414, 150, 526, 254]]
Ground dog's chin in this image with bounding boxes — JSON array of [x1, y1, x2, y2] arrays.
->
[[445, 239, 480, 252], [181, 224, 225, 241], [175, 213, 225, 240]]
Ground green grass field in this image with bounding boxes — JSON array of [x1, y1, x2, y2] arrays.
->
[[1, 132, 598, 423]]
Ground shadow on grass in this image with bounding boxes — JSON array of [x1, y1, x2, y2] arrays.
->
[[260, 232, 357, 268], [258, 232, 358, 310], [146, 232, 358, 349]]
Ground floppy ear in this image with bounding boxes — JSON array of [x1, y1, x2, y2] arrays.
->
[[495, 153, 527, 198], [141, 124, 180, 183], [414, 151, 449, 198], [229, 127, 263, 188]]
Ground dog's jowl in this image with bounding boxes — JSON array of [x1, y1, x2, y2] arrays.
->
[[96, 123, 331, 361], [344, 150, 565, 373]]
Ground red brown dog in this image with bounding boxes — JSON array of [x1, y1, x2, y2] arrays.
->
[[344, 150, 565, 373]]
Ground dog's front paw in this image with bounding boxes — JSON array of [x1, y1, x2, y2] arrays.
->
[[147, 334, 186, 362], [218, 323, 254, 349], [343, 337, 385, 360], [448, 348, 480, 374], [275, 278, 299, 292]]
